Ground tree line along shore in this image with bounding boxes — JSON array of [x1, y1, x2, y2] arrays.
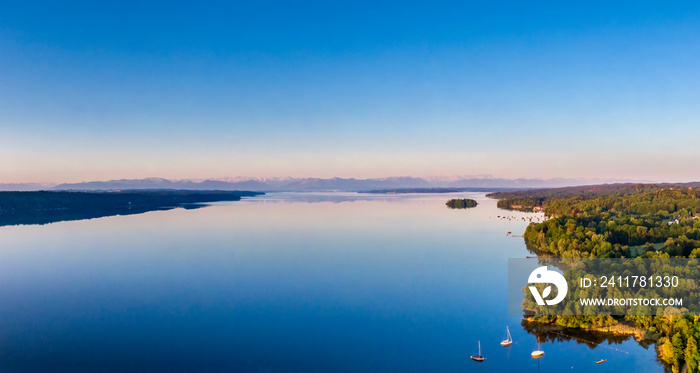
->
[[490, 183, 700, 373]]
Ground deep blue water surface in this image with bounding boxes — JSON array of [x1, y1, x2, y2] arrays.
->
[[0, 193, 662, 372]]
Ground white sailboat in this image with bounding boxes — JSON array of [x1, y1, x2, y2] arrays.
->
[[470, 340, 485, 362], [531, 338, 544, 358], [500, 326, 512, 347]]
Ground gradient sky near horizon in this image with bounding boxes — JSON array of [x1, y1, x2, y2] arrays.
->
[[1, 1, 699, 183]]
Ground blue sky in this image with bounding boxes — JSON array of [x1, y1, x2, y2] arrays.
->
[[1, 1, 699, 183]]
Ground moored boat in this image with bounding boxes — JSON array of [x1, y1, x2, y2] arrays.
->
[[532, 338, 544, 358], [500, 326, 512, 347], [470, 340, 485, 362]]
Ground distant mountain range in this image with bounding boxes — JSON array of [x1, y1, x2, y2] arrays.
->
[[0, 176, 651, 192], [0, 183, 56, 191]]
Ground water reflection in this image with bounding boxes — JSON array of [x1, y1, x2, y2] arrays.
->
[[0, 192, 662, 372], [241, 191, 458, 203], [522, 318, 652, 349]]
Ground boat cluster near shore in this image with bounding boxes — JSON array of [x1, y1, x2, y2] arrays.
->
[[490, 214, 547, 223], [471, 326, 543, 362], [471, 327, 608, 365]]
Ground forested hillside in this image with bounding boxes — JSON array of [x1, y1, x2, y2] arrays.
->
[[493, 184, 700, 372]]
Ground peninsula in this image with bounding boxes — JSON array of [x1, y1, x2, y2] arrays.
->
[[0, 190, 262, 227]]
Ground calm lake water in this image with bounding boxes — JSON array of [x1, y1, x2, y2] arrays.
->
[[0, 192, 662, 372]]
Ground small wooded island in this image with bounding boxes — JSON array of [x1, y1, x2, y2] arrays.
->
[[0, 190, 262, 227], [445, 198, 478, 209]]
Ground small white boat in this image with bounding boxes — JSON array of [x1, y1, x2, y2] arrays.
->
[[500, 326, 512, 347], [470, 340, 485, 362], [532, 339, 544, 358]]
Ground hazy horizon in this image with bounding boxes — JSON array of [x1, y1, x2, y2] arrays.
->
[[0, 174, 686, 190], [0, 172, 696, 188], [2, 1, 699, 183]]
